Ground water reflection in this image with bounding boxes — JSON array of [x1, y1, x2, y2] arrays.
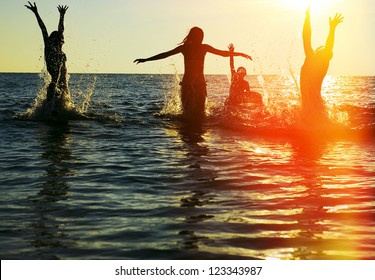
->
[[207, 133, 374, 260], [170, 122, 218, 253], [27, 122, 77, 259], [279, 137, 373, 259], [284, 137, 331, 259]]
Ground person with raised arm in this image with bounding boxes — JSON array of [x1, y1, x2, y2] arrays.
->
[[300, 7, 344, 123], [134, 27, 252, 122], [25, 2, 69, 102], [226, 43, 251, 105]]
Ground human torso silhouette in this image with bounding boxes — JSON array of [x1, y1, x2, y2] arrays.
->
[[300, 48, 332, 112]]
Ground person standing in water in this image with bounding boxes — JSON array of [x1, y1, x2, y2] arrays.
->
[[134, 27, 252, 121], [226, 43, 250, 105], [25, 2, 69, 104], [300, 6, 344, 123]]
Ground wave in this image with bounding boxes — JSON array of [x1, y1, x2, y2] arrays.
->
[[12, 73, 121, 123], [158, 91, 374, 141], [3, 72, 374, 140]]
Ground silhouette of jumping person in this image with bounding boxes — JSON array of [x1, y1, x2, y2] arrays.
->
[[226, 43, 250, 105], [134, 27, 252, 122], [25, 2, 69, 104], [300, 7, 343, 123]]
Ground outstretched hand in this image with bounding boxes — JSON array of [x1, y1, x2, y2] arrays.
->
[[329, 13, 344, 28], [227, 44, 252, 60], [25, 1, 38, 13], [58, 5, 69, 15], [243, 54, 252, 60], [134, 59, 146, 64], [228, 43, 234, 52]]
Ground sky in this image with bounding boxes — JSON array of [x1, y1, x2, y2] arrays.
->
[[0, 0, 374, 75]]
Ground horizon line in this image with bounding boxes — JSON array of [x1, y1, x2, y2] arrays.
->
[[1, 71, 374, 77]]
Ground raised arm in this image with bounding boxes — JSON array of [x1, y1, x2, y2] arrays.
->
[[325, 13, 344, 52], [206, 45, 252, 60], [228, 43, 236, 75], [57, 5, 69, 33], [25, 2, 48, 42], [303, 7, 313, 56], [134, 46, 183, 64]]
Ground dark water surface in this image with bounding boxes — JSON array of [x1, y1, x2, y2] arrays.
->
[[0, 73, 374, 259]]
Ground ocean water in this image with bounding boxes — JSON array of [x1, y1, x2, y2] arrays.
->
[[0, 72, 374, 260]]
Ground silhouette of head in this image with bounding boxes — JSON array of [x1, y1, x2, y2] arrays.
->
[[49, 31, 64, 47], [237, 66, 247, 78], [181, 27, 204, 45]]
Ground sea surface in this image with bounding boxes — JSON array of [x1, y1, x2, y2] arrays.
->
[[0, 73, 374, 260]]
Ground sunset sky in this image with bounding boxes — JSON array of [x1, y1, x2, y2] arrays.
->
[[1, 0, 374, 75]]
